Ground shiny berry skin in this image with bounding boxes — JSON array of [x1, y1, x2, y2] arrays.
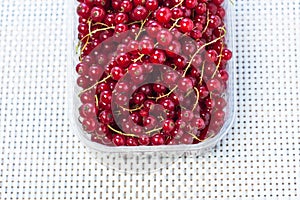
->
[[185, 0, 198, 9], [126, 137, 139, 146], [179, 18, 194, 33], [100, 90, 112, 104], [192, 118, 205, 130], [113, 134, 126, 146], [77, 3, 90, 18], [156, 29, 173, 46], [81, 103, 97, 118], [104, 13, 115, 26], [156, 7, 172, 24], [163, 119, 175, 133], [82, 118, 97, 133], [172, 7, 184, 19], [195, 3, 206, 15], [138, 135, 150, 145], [131, 5, 148, 21], [206, 49, 218, 62], [120, 0, 133, 13], [178, 77, 193, 91], [77, 76, 90, 88], [222, 49, 232, 60], [150, 49, 166, 64], [219, 70, 229, 82], [114, 13, 129, 24], [212, 0, 224, 6], [205, 98, 215, 109], [139, 39, 154, 54], [151, 134, 165, 145], [116, 53, 131, 68], [88, 64, 102, 79], [98, 110, 114, 124], [90, 7, 105, 22], [94, 0, 108, 7], [110, 66, 125, 80], [160, 98, 175, 111], [76, 62, 88, 75], [145, 0, 159, 11], [208, 15, 221, 28], [207, 79, 221, 92]]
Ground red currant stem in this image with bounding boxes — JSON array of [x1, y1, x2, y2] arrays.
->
[[107, 124, 137, 137], [79, 26, 115, 43], [185, 88, 194, 97], [78, 75, 112, 96], [212, 41, 224, 78], [171, 0, 184, 9], [156, 86, 178, 101], [146, 127, 162, 135], [128, 21, 141, 25], [135, 12, 152, 40], [169, 17, 183, 30], [183, 27, 227, 77], [230, 0, 235, 5], [188, 133, 202, 142], [192, 87, 200, 111], [199, 61, 205, 85], [95, 95, 99, 107], [120, 105, 144, 113], [132, 53, 145, 63], [202, 10, 210, 34], [94, 22, 110, 27]]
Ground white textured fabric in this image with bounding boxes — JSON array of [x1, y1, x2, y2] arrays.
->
[[0, 0, 300, 199]]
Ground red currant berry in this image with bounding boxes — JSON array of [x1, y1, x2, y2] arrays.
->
[[131, 5, 148, 21], [205, 98, 215, 109], [126, 137, 139, 146], [116, 53, 131, 68], [113, 134, 126, 146], [222, 49, 232, 61], [185, 0, 198, 9], [179, 18, 194, 33], [151, 134, 165, 145], [212, 0, 224, 6], [88, 64, 102, 80], [150, 49, 166, 64], [138, 135, 150, 145], [163, 119, 175, 133], [145, 0, 159, 11], [208, 15, 221, 29], [195, 3, 206, 15], [178, 77, 193, 91], [120, 0, 133, 13], [90, 7, 105, 22], [98, 110, 114, 124], [100, 90, 112, 104], [171, 7, 184, 19], [207, 78, 221, 92], [111, 66, 125, 80], [114, 13, 129, 24], [156, 7, 172, 24], [77, 3, 91, 18], [156, 29, 173, 46], [205, 49, 218, 62], [82, 118, 97, 133]]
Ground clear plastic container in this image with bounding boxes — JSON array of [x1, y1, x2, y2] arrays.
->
[[70, 0, 235, 172]]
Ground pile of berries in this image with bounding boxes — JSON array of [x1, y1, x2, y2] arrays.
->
[[76, 0, 232, 146]]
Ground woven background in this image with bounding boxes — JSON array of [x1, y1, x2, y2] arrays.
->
[[0, 0, 299, 199]]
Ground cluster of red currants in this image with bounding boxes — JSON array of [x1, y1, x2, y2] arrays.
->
[[76, 0, 232, 146]]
